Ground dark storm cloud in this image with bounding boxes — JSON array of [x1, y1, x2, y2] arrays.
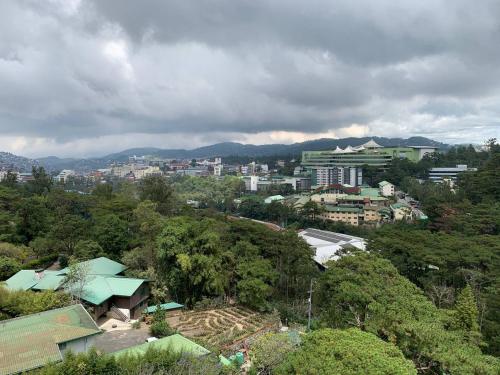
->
[[0, 0, 499, 156]]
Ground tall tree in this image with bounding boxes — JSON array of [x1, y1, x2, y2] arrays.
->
[[138, 176, 175, 215]]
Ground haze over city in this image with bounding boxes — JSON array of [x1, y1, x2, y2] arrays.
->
[[0, 0, 499, 157]]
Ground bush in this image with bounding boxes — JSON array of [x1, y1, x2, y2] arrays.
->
[[0, 256, 21, 280], [131, 321, 141, 329], [150, 319, 174, 338]]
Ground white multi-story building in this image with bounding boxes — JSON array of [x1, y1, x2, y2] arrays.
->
[[214, 165, 223, 176], [428, 164, 476, 183], [378, 180, 395, 197], [55, 169, 75, 183]]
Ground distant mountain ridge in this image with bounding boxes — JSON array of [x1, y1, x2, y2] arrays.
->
[[1, 136, 448, 172]]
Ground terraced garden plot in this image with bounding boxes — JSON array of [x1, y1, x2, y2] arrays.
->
[[166, 306, 276, 347]]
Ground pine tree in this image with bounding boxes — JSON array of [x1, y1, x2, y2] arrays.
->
[[454, 284, 480, 343]]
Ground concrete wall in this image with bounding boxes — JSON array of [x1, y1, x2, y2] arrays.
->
[[59, 335, 97, 356]]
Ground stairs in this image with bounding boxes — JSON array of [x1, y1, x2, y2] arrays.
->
[[111, 305, 130, 323]]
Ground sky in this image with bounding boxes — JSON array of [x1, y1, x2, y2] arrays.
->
[[0, 0, 499, 158]]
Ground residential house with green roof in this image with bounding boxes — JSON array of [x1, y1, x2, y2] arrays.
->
[[4, 257, 150, 321], [0, 304, 101, 374]]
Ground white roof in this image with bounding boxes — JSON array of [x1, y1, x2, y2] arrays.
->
[[332, 146, 344, 154], [343, 145, 355, 153], [298, 228, 366, 267], [361, 139, 383, 148]]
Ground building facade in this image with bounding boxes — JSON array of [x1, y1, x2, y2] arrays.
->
[[302, 140, 437, 188]]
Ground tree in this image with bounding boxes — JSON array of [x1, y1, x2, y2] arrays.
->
[[63, 258, 92, 303], [0, 170, 18, 188], [453, 284, 481, 343], [92, 183, 114, 200], [301, 200, 323, 220], [250, 332, 298, 375], [236, 258, 276, 311], [0, 256, 21, 280], [138, 176, 176, 215], [276, 328, 417, 375], [316, 252, 499, 374], [0, 287, 71, 320], [93, 214, 129, 257], [28, 166, 53, 195], [73, 240, 104, 261]]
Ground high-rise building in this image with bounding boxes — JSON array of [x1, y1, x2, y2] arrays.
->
[[302, 140, 437, 188]]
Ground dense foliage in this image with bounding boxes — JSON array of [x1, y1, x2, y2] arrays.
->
[[315, 252, 499, 374], [36, 347, 231, 375], [276, 328, 417, 375]]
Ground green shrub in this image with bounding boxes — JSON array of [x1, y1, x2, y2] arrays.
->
[[150, 319, 174, 337]]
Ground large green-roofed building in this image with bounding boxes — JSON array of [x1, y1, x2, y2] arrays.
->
[[4, 257, 150, 321], [0, 304, 101, 374]]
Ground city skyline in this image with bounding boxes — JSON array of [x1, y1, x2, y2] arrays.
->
[[1, 1, 499, 157]]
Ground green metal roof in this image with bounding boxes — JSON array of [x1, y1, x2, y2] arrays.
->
[[58, 257, 126, 276], [360, 187, 382, 197], [0, 304, 101, 374], [4, 270, 37, 291], [378, 180, 392, 187], [324, 205, 361, 213], [5, 257, 146, 306], [31, 273, 65, 291], [113, 334, 210, 358], [78, 276, 146, 305], [144, 302, 184, 314]]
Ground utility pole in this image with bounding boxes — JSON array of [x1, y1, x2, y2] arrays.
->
[[307, 278, 313, 332]]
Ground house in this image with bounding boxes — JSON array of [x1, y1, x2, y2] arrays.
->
[[4, 257, 150, 320], [378, 180, 395, 197], [0, 304, 101, 374], [298, 228, 366, 268]]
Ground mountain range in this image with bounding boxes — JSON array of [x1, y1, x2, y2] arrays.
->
[[1, 136, 448, 172]]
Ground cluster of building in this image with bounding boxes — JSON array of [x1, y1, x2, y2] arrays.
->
[[0, 256, 241, 374], [301, 139, 438, 188]]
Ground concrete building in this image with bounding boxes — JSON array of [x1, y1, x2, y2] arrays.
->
[[390, 202, 413, 221], [302, 139, 438, 188], [0, 304, 101, 374], [428, 164, 476, 183], [378, 180, 395, 197], [298, 228, 366, 267]]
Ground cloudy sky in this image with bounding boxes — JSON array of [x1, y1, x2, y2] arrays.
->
[[0, 0, 499, 157]]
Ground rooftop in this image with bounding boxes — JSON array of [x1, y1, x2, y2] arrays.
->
[[58, 257, 127, 276], [144, 302, 184, 314], [298, 228, 366, 266], [5, 257, 147, 306], [324, 205, 362, 213], [0, 304, 101, 374], [113, 334, 210, 358]]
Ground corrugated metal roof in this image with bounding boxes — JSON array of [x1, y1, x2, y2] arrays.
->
[[113, 334, 210, 358], [0, 304, 101, 374], [144, 302, 184, 314], [78, 276, 146, 305], [4, 270, 38, 291], [58, 257, 126, 276], [5, 257, 145, 306]]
